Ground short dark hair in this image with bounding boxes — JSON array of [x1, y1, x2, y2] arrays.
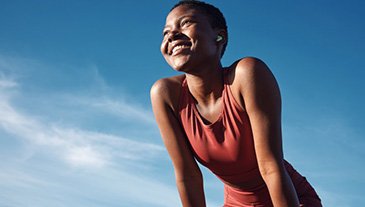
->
[[171, 0, 228, 57]]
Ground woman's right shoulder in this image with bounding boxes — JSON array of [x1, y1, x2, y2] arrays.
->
[[150, 74, 185, 112]]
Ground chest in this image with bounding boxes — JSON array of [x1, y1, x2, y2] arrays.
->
[[181, 106, 258, 173]]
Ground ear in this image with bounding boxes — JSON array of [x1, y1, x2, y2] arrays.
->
[[215, 30, 227, 45]]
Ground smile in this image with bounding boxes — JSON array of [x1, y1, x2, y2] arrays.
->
[[172, 45, 190, 55], [169, 42, 192, 56]]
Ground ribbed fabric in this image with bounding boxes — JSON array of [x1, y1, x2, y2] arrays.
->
[[178, 70, 322, 206]]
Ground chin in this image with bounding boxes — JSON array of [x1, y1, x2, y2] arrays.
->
[[171, 65, 187, 73], [170, 56, 192, 72]]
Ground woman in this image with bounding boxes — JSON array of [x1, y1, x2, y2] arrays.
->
[[151, 1, 322, 206]]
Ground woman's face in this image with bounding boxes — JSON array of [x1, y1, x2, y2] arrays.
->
[[161, 5, 221, 71]]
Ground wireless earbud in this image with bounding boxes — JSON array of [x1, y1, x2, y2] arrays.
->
[[216, 35, 223, 42]]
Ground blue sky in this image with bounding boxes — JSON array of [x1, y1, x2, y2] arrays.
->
[[0, 0, 364, 206]]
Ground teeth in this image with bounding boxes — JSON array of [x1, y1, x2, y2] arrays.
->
[[171, 45, 189, 55]]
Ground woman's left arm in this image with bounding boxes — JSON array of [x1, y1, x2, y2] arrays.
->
[[237, 57, 300, 207]]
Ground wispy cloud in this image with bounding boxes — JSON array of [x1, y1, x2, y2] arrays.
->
[[0, 74, 162, 168], [71, 95, 156, 125], [0, 56, 183, 207], [0, 78, 17, 88]]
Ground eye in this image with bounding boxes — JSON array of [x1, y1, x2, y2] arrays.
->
[[181, 19, 193, 27], [163, 30, 169, 37]]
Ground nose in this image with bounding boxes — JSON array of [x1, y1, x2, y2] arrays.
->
[[167, 31, 183, 42]]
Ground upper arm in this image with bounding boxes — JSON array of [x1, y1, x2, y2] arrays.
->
[[236, 57, 284, 175], [150, 78, 202, 180]]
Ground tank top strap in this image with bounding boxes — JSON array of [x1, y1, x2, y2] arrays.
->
[[178, 75, 189, 114], [222, 69, 229, 97]]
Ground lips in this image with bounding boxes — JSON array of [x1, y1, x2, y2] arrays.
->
[[169, 41, 192, 56]]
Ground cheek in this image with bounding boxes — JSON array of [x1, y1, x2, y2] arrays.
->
[[190, 30, 214, 48], [160, 41, 166, 55], [160, 42, 172, 65]]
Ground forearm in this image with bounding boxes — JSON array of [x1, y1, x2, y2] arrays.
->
[[176, 177, 206, 207], [262, 169, 299, 207]]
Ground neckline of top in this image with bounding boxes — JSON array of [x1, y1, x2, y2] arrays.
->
[[184, 70, 228, 128]]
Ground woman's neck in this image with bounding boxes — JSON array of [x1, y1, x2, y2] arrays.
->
[[185, 64, 224, 106]]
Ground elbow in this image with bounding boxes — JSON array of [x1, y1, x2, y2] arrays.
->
[[176, 174, 203, 183], [175, 175, 204, 191], [258, 161, 285, 182], [175, 171, 203, 184]]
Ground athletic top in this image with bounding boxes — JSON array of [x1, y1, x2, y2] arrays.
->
[[177, 70, 322, 206], [178, 70, 267, 184]]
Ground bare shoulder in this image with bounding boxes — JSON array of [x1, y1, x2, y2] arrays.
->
[[150, 74, 185, 113], [233, 57, 273, 83], [227, 57, 278, 91], [225, 57, 280, 111]]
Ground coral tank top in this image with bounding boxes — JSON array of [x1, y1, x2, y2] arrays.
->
[[178, 72, 260, 185], [177, 71, 322, 206]]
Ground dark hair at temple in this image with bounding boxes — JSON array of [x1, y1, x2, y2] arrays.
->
[[171, 0, 228, 57]]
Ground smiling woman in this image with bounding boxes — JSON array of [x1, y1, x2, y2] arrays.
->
[[160, 2, 225, 72], [151, 1, 322, 207]]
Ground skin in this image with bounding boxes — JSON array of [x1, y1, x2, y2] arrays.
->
[[151, 5, 300, 207]]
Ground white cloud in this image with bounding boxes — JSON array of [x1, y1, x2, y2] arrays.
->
[[0, 62, 179, 206], [71, 96, 156, 125], [0, 86, 163, 168], [0, 78, 17, 88], [66, 146, 106, 168], [0, 56, 222, 207]]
